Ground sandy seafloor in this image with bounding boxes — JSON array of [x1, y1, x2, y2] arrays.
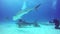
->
[[0, 21, 60, 34]]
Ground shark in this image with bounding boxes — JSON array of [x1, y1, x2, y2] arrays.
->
[[13, 1, 41, 21], [13, 8, 33, 21]]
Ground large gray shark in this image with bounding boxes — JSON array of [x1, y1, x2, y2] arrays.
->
[[13, 8, 33, 21], [13, 1, 41, 21]]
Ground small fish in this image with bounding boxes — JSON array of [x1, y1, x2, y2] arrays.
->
[[5, 17, 9, 20], [35, 4, 41, 9]]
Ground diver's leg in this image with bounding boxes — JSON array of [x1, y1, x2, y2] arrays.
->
[[55, 23, 60, 29]]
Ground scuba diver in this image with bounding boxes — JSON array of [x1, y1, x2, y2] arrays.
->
[[49, 18, 60, 29], [16, 19, 23, 27], [16, 19, 40, 28], [53, 19, 60, 29]]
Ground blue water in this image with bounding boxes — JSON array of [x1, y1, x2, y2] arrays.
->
[[0, 0, 60, 22], [0, 0, 60, 34]]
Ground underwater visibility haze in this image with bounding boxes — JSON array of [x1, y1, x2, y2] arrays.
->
[[0, 0, 60, 34]]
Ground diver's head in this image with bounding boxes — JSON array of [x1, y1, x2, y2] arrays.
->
[[18, 19, 23, 22]]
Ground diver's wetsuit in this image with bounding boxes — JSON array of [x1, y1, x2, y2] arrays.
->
[[53, 19, 60, 29]]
